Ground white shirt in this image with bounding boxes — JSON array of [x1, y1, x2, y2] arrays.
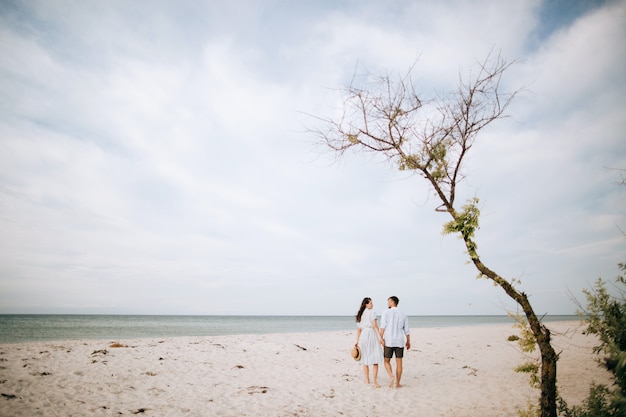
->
[[380, 307, 410, 347]]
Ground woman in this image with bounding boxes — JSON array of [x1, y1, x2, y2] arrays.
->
[[355, 297, 384, 387]]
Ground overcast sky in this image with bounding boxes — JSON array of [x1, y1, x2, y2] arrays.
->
[[0, 0, 624, 316]]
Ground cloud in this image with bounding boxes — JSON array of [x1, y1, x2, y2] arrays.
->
[[0, 0, 624, 315]]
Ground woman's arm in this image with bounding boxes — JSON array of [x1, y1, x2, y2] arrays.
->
[[372, 318, 384, 345]]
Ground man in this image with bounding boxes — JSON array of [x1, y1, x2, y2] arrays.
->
[[379, 296, 410, 388]]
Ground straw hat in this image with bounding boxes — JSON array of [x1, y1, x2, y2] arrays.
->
[[351, 345, 361, 361]]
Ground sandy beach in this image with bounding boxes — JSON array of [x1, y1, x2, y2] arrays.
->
[[0, 321, 612, 417]]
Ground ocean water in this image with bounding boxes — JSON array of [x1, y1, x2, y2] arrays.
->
[[0, 314, 580, 344]]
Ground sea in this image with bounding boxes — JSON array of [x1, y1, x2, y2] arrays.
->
[[0, 314, 580, 344]]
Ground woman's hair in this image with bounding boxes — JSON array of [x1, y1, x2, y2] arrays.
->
[[355, 297, 371, 322]]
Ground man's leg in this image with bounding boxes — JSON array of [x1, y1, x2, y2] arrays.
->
[[383, 357, 393, 378], [395, 358, 403, 387], [383, 357, 394, 388]]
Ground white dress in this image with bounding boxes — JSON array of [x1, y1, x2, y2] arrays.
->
[[357, 309, 383, 365]]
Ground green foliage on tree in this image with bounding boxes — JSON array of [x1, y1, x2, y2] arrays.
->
[[510, 314, 542, 385], [507, 312, 544, 417], [442, 197, 481, 260], [560, 263, 626, 417]]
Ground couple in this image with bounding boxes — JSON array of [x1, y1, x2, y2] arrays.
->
[[354, 296, 410, 388]]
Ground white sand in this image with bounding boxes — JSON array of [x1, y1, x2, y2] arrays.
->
[[0, 322, 612, 417]]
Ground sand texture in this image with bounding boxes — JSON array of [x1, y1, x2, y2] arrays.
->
[[0, 322, 612, 417]]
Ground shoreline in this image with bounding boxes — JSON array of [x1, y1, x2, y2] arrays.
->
[[0, 322, 611, 417]]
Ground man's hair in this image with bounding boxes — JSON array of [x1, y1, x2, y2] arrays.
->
[[389, 296, 399, 306]]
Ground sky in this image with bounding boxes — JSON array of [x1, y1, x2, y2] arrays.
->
[[0, 0, 624, 316]]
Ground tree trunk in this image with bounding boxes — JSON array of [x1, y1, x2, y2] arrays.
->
[[521, 291, 558, 417], [538, 334, 558, 417], [465, 239, 558, 417]]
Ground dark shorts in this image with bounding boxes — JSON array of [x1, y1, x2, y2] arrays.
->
[[384, 346, 404, 359]]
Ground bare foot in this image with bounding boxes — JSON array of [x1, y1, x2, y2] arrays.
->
[[374, 382, 381, 388], [396, 383, 403, 388], [388, 379, 395, 389]]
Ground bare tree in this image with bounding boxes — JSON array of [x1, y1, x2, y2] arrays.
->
[[314, 53, 559, 417]]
